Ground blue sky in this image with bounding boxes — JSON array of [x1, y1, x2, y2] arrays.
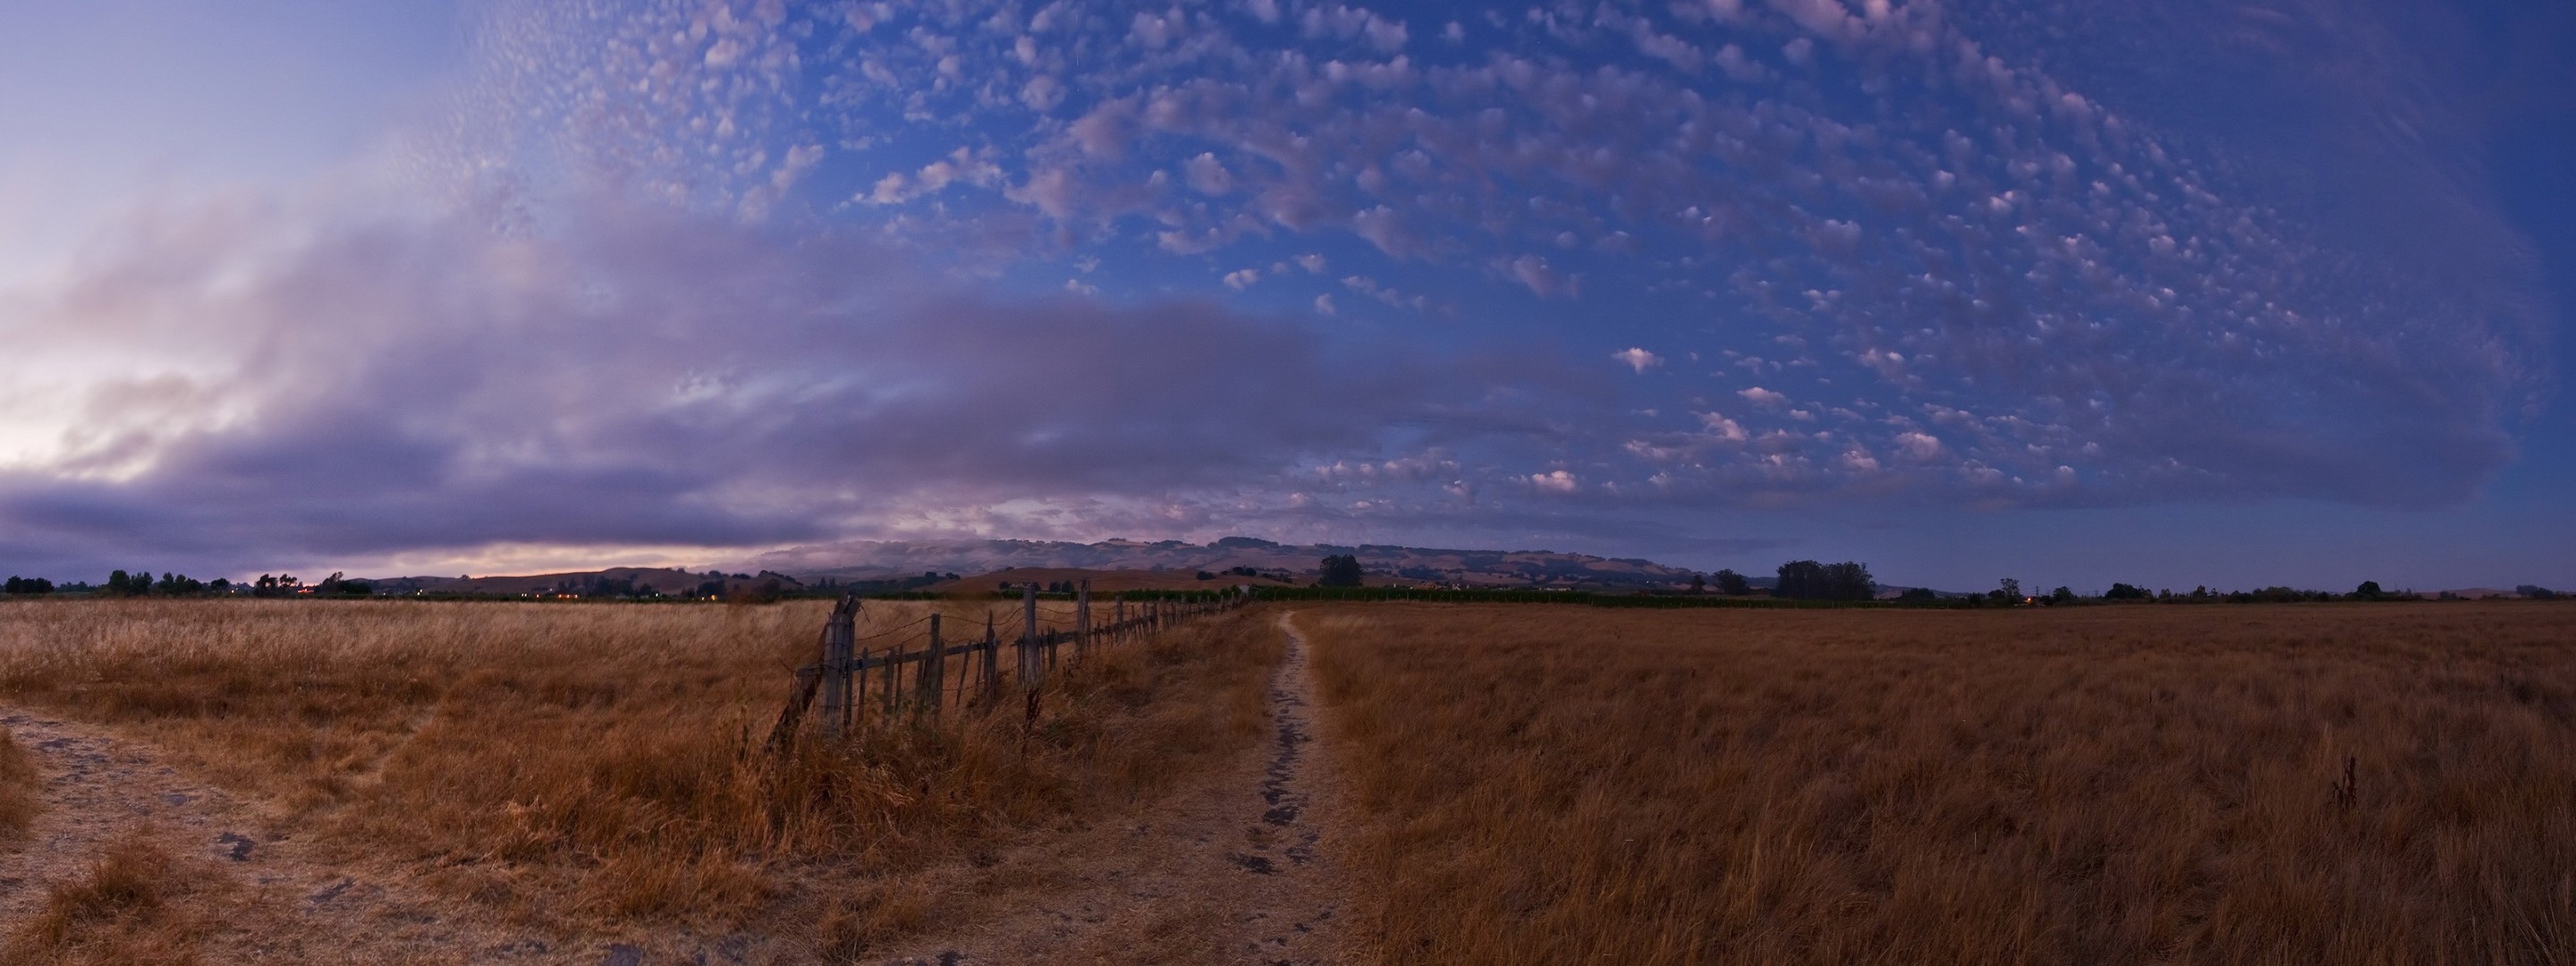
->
[[0, 0, 2566, 592]]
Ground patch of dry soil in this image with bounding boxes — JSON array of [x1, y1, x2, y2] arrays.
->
[[0, 708, 573, 962]]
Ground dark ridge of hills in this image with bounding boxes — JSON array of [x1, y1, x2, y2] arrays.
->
[[749, 537, 1705, 589], [366, 567, 807, 598]]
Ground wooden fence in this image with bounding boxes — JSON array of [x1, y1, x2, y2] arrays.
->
[[768, 580, 1250, 752]]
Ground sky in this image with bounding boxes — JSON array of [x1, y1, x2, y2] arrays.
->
[[0, 0, 2567, 593]]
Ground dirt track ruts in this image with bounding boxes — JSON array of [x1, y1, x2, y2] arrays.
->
[[876, 609, 1356, 965], [0, 707, 564, 962]]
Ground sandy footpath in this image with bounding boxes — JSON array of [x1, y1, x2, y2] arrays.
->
[[0, 708, 568, 962], [874, 610, 1360, 965]]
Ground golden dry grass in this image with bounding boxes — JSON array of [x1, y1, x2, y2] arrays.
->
[[0, 597, 1281, 955], [1301, 602, 2576, 965], [0, 722, 38, 843], [4, 837, 218, 964]]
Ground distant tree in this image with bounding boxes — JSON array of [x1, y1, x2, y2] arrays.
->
[[2105, 582, 2149, 600], [1897, 587, 1937, 602], [209, 578, 231, 594], [1713, 569, 1751, 596], [3, 577, 50, 595], [1825, 562, 1875, 600], [2351, 580, 2386, 601], [1688, 573, 1707, 594], [2519, 585, 2560, 600], [1775, 561, 1874, 600], [1991, 578, 2022, 603], [1318, 555, 1365, 588], [1195, 571, 1216, 580], [2048, 586, 2076, 605], [1775, 561, 1825, 598]]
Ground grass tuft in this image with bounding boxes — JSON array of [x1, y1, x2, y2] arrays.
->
[[6, 838, 194, 963], [0, 723, 39, 843]]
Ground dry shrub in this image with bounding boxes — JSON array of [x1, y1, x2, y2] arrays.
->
[[0, 598, 1280, 953], [1301, 602, 2576, 965], [6, 838, 209, 963], [0, 723, 38, 843]]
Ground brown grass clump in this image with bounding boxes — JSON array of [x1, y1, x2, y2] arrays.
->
[[0, 598, 1282, 954], [5, 838, 213, 963], [0, 723, 38, 843], [1301, 602, 2576, 965]]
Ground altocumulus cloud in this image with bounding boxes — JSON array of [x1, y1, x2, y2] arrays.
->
[[0, 0, 2557, 575], [444, 0, 2550, 511]]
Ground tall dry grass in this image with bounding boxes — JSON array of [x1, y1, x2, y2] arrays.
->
[[0, 722, 38, 843], [0, 597, 1281, 953], [1301, 602, 2576, 964]]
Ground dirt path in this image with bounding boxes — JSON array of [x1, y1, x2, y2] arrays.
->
[[875, 610, 1358, 965], [0, 708, 560, 962]]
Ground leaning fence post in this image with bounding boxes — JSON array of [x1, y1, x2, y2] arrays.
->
[[766, 662, 824, 756]]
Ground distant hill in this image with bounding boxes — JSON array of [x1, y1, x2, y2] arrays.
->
[[750, 538, 1704, 589], [368, 567, 806, 598]]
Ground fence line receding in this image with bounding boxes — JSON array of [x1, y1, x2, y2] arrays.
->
[[767, 580, 1251, 753]]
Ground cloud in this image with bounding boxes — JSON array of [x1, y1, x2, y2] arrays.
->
[[681, 0, 2544, 509], [1528, 470, 1580, 495], [0, 197, 1513, 577], [1508, 255, 1573, 298], [13, 0, 2539, 584]]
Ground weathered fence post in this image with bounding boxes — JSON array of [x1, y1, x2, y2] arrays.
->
[[983, 614, 1000, 699], [766, 659, 824, 756], [821, 594, 858, 737], [1077, 580, 1091, 661], [1021, 582, 1041, 685], [924, 614, 946, 718]]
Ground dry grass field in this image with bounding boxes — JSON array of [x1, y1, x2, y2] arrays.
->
[[0, 597, 1282, 960], [1299, 602, 2576, 965]]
